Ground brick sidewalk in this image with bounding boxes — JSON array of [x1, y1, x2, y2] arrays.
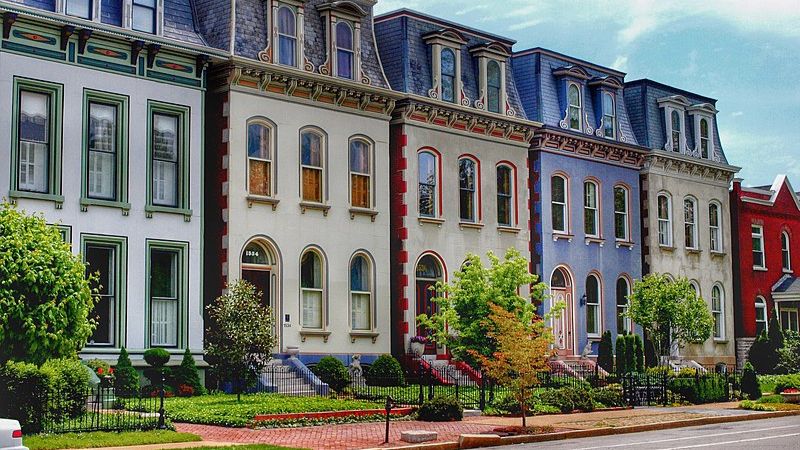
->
[[175, 421, 498, 450]]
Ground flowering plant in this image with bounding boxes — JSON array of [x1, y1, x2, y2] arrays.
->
[[410, 335, 430, 345], [783, 388, 800, 394]]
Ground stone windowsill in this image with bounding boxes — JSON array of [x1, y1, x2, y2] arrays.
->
[[459, 221, 484, 231], [498, 226, 522, 234], [349, 207, 379, 222], [145, 205, 193, 222], [299, 329, 331, 342], [418, 216, 445, 227], [615, 240, 635, 249], [710, 250, 726, 257], [299, 201, 331, 216], [659, 244, 676, 252], [585, 237, 605, 247], [686, 248, 702, 255], [552, 232, 574, 242], [349, 331, 379, 343], [9, 190, 65, 208], [247, 195, 280, 210], [753, 266, 768, 272]]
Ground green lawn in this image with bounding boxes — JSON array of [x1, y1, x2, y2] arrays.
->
[[133, 393, 387, 427], [23, 430, 200, 450]]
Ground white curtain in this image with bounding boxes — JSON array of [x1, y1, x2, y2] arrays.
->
[[89, 151, 114, 199], [351, 293, 370, 331], [19, 142, 47, 192], [153, 160, 176, 206], [151, 298, 177, 346], [302, 289, 322, 329]]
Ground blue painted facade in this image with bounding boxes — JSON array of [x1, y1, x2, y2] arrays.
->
[[513, 48, 647, 356]]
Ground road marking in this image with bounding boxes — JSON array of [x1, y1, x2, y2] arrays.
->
[[571, 424, 800, 449], [659, 432, 800, 449]]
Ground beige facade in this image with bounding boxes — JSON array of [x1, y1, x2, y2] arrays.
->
[[641, 152, 739, 365]]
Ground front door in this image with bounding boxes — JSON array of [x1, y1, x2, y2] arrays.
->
[[242, 269, 271, 309], [551, 288, 574, 356], [416, 280, 438, 354]]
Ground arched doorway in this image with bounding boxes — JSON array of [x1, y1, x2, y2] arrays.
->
[[415, 254, 443, 355], [241, 241, 277, 309], [550, 266, 574, 356]]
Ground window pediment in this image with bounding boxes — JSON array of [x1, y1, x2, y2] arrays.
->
[[687, 103, 718, 114], [423, 28, 468, 47], [588, 76, 623, 90], [469, 42, 510, 60], [657, 95, 691, 109], [553, 64, 591, 81], [316, 1, 367, 20]]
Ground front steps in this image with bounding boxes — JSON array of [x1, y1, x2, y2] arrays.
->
[[257, 359, 318, 395]]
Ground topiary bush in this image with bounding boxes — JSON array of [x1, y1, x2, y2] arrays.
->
[[173, 348, 205, 396], [741, 362, 761, 400], [417, 395, 463, 421], [114, 347, 141, 397], [597, 331, 614, 373], [311, 356, 351, 392], [144, 348, 171, 368], [615, 334, 627, 374], [364, 354, 404, 387]]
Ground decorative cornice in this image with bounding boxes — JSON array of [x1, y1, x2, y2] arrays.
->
[[642, 152, 738, 183], [532, 129, 647, 168], [395, 98, 536, 145]]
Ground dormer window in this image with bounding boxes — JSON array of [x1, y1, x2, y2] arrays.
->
[[602, 92, 615, 138], [440, 48, 456, 103], [277, 6, 298, 67], [670, 110, 681, 152], [568, 84, 581, 131], [687, 103, 717, 160], [66, 0, 92, 19], [487, 60, 501, 113], [700, 118, 710, 159], [336, 22, 354, 79], [132, 0, 157, 34]]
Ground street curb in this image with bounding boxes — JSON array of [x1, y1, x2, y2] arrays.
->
[[366, 410, 800, 450]]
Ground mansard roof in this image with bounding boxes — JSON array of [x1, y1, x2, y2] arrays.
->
[[373, 8, 526, 119], [511, 47, 639, 145], [7, 0, 207, 46], [623, 78, 729, 164], [194, 0, 389, 89]]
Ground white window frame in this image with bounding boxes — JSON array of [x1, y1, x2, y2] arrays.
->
[[709, 202, 722, 253], [782, 231, 792, 273], [348, 137, 373, 209], [755, 296, 768, 335], [129, 0, 162, 35], [711, 284, 725, 340], [275, 4, 300, 68], [752, 225, 766, 270], [418, 150, 439, 218], [602, 92, 616, 139], [583, 180, 599, 238], [496, 164, 514, 227], [246, 118, 275, 198], [614, 185, 629, 241], [568, 83, 582, 131], [684, 197, 698, 250], [300, 249, 326, 330], [335, 21, 355, 80], [780, 307, 799, 333], [349, 253, 373, 332], [657, 193, 673, 247], [299, 128, 326, 204], [616, 276, 631, 335], [551, 174, 568, 234], [585, 274, 602, 339], [458, 157, 478, 223]]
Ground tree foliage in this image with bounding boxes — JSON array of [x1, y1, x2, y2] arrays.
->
[[597, 331, 613, 373], [205, 280, 277, 400], [416, 249, 547, 365], [627, 274, 714, 360], [473, 303, 552, 427], [0, 202, 96, 365], [615, 334, 627, 374], [114, 347, 141, 397]]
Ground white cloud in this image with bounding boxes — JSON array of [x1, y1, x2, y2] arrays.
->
[[681, 50, 699, 77], [612, 55, 629, 72], [731, 111, 744, 117]]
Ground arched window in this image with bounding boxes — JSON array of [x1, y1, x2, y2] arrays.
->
[[551, 175, 568, 233], [782, 231, 792, 272], [616, 277, 631, 334], [614, 185, 629, 241], [700, 118, 710, 159], [584, 180, 599, 237], [441, 48, 456, 103], [602, 92, 615, 138], [709, 202, 722, 252], [277, 6, 297, 67], [755, 296, 768, 335], [568, 83, 581, 131], [689, 280, 700, 297], [300, 129, 324, 203], [585, 274, 601, 338], [658, 193, 673, 246], [349, 138, 371, 208], [416, 254, 443, 342], [350, 254, 372, 331], [671, 110, 681, 151], [416, 255, 443, 279], [459, 158, 477, 222], [241, 240, 276, 308], [300, 249, 324, 329], [418, 151, 438, 217], [336, 22, 354, 79], [487, 60, 502, 113], [712, 285, 724, 340], [496, 164, 513, 226], [247, 120, 272, 197], [684, 197, 697, 249]]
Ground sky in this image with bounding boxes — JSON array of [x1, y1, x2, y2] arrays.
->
[[373, 0, 800, 187]]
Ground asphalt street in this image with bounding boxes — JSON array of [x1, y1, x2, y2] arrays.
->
[[482, 415, 800, 450]]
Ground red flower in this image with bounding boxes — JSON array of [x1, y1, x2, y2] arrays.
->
[[97, 367, 104, 375], [783, 388, 799, 394], [108, 367, 115, 374]]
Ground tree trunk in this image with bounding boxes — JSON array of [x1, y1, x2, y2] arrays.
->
[[520, 388, 526, 428]]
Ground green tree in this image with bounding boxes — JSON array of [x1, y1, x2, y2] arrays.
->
[[615, 334, 627, 374], [206, 280, 277, 401], [625, 334, 636, 374], [174, 348, 205, 395], [113, 347, 140, 397], [0, 202, 96, 365], [777, 331, 800, 374], [748, 330, 772, 374], [416, 249, 548, 366], [633, 334, 645, 373], [741, 362, 761, 400], [597, 331, 614, 373], [626, 274, 714, 362]]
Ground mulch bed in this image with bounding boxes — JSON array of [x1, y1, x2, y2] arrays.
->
[[485, 425, 557, 436]]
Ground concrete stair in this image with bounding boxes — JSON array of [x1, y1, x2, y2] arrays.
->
[[258, 359, 317, 395], [429, 359, 479, 386]]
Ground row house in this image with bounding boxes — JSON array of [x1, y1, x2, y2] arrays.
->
[[512, 49, 647, 362], [0, 0, 221, 369], [731, 176, 800, 365], [196, 0, 399, 365], [374, 10, 534, 359], [624, 80, 740, 366]]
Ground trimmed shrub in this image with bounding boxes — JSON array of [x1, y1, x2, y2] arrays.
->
[[597, 331, 614, 373], [773, 374, 800, 393], [741, 362, 761, 400], [114, 347, 141, 397], [536, 386, 594, 413], [592, 386, 625, 407], [615, 334, 627, 374], [364, 355, 404, 387], [625, 334, 637, 374], [41, 358, 90, 418], [748, 330, 772, 374], [0, 361, 52, 433], [173, 348, 205, 395], [417, 395, 463, 421], [144, 348, 171, 368], [633, 334, 645, 373], [669, 374, 727, 404], [311, 356, 351, 392]]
